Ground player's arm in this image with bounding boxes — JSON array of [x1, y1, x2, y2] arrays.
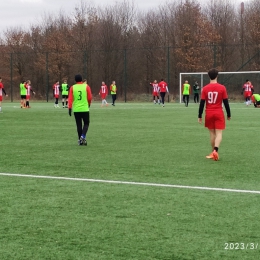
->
[[68, 86, 73, 109], [2, 88, 7, 96], [223, 99, 231, 119], [198, 99, 205, 122], [87, 85, 92, 106]]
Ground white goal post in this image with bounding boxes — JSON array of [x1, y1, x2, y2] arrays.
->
[[179, 71, 260, 103]]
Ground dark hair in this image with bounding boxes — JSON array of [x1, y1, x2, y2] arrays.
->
[[161, 78, 164, 81], [208, 68, 218, 80], [245, 79, 249, 82], [75, 74, 83, 82]]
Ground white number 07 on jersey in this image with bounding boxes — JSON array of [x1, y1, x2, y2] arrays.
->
[[208, 91, 218, 104]]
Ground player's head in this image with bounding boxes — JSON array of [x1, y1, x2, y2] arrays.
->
[[161, 79, 164, 81], [154, 80, 157, 83], [246, 79, 249, 83], [185, 80, 188, 83], [63, 79, 67, 83], [195, 81, 198, 84], [56, 80, 59, 84], [208, 68, 218, 80], [27, 80, 31, 84], [75, 74, 83, 82], [112, 81, 115, 84], [102, 81, 105, 85]]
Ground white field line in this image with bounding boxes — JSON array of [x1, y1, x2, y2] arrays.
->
[[0, 172, 260, 195]]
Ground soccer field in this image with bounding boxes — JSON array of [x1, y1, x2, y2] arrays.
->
[[0, 102, 259, 260]]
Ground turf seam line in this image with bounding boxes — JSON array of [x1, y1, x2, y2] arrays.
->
[[0, 172, 260, 195]]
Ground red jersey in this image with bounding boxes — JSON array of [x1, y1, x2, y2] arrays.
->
[[68, 83, 92, 109], [99, 85, 108, 95], [150, 83, 159, 93], [25, 84, 33, 96], [53, 83, 60, 95], [158, 81, 168, 92], [201, 83, 228, 112], [0, 82, 4, 96], [243, 83, 253, 92]]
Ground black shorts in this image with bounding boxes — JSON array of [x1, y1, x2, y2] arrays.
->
[[21, 95, 26, 99], [62, 95, 68, 99]]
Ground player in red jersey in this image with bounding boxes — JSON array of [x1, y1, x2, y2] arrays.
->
[[242, 79, 254, 106], [25, 80, 35, 108], [0, 77, 8, 112], [53, 80, 60, 108], [99, 81, 108, 107], [198, 68, 231, 161], [150, 80, 160, 104], [158, 79, 169, 107]]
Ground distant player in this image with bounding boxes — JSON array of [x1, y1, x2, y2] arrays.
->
[[20, 80, 27, 108], [61, 79, 69, 108], [182, 80, 191, 107], [198, 68, 231, 161], [242, 79, 254, 106], [150, 80, 160, 104], [251, 93, 260, 108], [53, 80, 60, 108], [0, 77, 8, 112], [68, 74, 92, 145], [25, 80, 35, 108], [110, 81, 117, 106], [193, 81, 200, 103], [99, 81, 108, 107], [158, 79, 169, 107]]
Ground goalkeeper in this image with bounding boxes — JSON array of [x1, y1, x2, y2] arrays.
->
[[193, 81, 200, 103], [251, 94, 260, 108]]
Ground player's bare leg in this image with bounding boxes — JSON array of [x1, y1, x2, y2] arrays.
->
[[0, 101, 2, 112], [206, 129, 216, 159]]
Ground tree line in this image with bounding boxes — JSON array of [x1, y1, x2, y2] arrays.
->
[[0, 0, 260, 99]]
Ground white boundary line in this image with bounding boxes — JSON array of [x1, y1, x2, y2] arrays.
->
[[0, 172, 260, 195]]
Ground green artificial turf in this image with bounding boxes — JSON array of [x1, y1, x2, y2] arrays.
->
[[0, 101, 259, 259]]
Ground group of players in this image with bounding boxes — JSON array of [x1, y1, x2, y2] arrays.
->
[[242, 79, 260, 107], [149, 79, 169, 107], [52, 79, 118, 108]]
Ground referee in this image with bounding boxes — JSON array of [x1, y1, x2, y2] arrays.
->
[[68, 74, 92, 145]]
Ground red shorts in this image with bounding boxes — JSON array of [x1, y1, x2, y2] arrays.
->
[[0, 96, 2, 101], [101, 94, 107, 99], [153, 92, 159, 96], [244, 91, 251, 98], [54, 94, 59, 99], [205, 112, 225, 130], [26, 95, 30, 100]]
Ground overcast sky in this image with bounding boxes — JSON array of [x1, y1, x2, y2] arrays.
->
[[0, 0, 249, 36]]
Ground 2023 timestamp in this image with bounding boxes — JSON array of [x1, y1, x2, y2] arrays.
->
[[224, 243, 258, 250]]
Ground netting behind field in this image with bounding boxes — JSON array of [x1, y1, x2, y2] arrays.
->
[[180, 72, 260, 103]]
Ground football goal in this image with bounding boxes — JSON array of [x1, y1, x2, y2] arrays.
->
[[179, 71, 260, 103]]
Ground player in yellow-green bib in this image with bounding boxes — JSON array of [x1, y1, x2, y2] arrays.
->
[[61, 79, 69, 108], [251, 93, 260, 108], [68, 74, 92, 145], [110, 81, 117, 106], [182, 80, 191, 107], [20, 80, 27, 108]]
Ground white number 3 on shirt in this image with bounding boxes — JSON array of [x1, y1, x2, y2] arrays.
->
[[208, 91, 218, 103]]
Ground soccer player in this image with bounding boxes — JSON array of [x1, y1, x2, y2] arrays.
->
[[150, 80, 160, 104], [110, 81, 117, 106], [193, 81, 200, 103], [0, 77, 8, 112], [251, 93, 260, 108], [242, 79, 254, 106], [20, 80, 27, 108], [25, 80, 35, 108], [99, 81, 108, 107], [198, 68, 231, 161], [158, 79, 169, 107], [182, 80, 191, 107], [53, 80, 60, 108], [68, 74, 92, 145], [61, 79, 69, 108]]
